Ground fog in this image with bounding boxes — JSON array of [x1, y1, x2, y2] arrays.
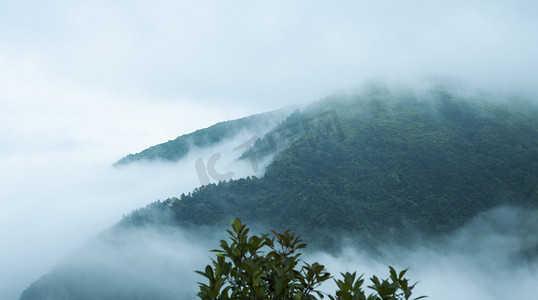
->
[[2, 1, 538, 110], [312, 206, 538, 299], [18, 205, 538, 299], [0, 126, 274, 299], [19, 226, 215, 299], [2, 0, 537, 298]]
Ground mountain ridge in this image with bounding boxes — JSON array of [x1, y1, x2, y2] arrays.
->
[[114, 106, 296, 166]]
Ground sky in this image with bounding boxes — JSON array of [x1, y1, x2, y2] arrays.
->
[[1, 0, 537, 299]]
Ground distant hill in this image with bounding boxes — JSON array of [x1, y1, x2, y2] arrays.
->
[[21, 85, 538, 299], [114, 107, 295, 166]]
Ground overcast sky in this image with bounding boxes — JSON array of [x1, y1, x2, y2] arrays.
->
[[1, 0, 538, 155], [1, 1, 537, 299]]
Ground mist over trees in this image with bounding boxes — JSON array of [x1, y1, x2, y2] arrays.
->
[[120, 87, 538, 249], [20, 86, 538, 299]]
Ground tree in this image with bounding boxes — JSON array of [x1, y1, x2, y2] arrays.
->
[[196, 219, 425, 300]]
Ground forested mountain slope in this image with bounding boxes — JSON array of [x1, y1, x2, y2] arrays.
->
[[123, 87, 538, 247]]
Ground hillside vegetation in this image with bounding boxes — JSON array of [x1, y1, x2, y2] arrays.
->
[[122, 87, 538, 248]]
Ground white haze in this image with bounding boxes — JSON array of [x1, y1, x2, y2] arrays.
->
[[1, 0, 537, 299], [1, 1, 538, 108], [0, 127, 274, 299], [18, 206, 538, 299], [39, 226, 215, 300], [311, 206, 538, 299]]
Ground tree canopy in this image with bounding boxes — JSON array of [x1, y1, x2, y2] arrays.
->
[[196, 219, 425, 300]]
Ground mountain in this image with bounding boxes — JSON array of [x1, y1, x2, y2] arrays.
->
[[120, 86, 538, 247], [21, 85, 538, 299]]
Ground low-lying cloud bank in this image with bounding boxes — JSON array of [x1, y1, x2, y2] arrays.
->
[[0, 126, 275, 300], [312, 206, 538, 300], [20, 226, 214, 300], [19, 206, 538, 299]]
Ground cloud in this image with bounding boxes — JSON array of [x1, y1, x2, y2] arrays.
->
[[310, 206, 538, 300], [0, 112, 278, 299], [20, 225, 214, 300], [2, 0, 538, 110], [17, 206, 538, 299], [0, 56, 259, 160]]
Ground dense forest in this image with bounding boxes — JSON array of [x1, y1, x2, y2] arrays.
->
[[121, 87, 538, 248]]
